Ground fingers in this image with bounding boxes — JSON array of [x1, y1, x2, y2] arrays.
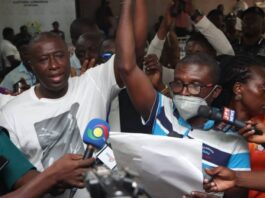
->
[[65, 153, 83, 160], [183, 191, 213, 198], [72, 181, 86, 188], [204, 168, 218, 176], [144, 54, 161, 72], [77, 157, 95, 168], [204, 181, 218, 192], [80, 58, 96, 75], [238, 123, 255, 137], [87, 58, 96, 69]]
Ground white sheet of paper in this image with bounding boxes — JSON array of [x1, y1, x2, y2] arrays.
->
[[110, 132, 204, 198]]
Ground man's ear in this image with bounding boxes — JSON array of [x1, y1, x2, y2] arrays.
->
[[212, 85, 222, 99]]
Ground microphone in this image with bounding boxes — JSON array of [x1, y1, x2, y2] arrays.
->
[[69, 118, 110, 198], [82, 118, 110, 159], [198, 105, 263, 135]]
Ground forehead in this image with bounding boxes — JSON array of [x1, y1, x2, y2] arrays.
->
[[30, 37, 67, 56], [174, 63, 214, 83], [76, 36, 101, 49]]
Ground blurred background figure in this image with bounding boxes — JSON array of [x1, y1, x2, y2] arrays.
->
[[50, 21, 65, 40], [14, 25, 32, 48], [95, 0, 116, 37], [0, 27, 21, 77], [234, 0, 249, 14]]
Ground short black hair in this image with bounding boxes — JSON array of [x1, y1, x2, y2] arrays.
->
[[28, 32, 66, 52], [187, 32, 216, 57], [2, 27, 14, 39], [242, 6, 265, 18], [176, 53, 221, 84], [70, 17, 99, 45], [52, 21, 59, 26], [20, 25, 27, 32], [16, 36, 31, 50], [70, 18, 97, 37]]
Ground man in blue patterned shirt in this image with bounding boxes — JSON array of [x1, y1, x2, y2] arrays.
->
[[115, 0, 249, 197]]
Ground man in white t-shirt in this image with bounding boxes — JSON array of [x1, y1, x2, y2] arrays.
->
[[0, 32, 122, 198], [0, 27, 20, 71]]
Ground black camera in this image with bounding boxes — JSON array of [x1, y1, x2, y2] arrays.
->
[[170, 0, 186, 17], [86, 166, 150, 198]]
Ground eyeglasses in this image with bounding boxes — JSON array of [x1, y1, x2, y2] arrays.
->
[[169, 81, 214, 95]]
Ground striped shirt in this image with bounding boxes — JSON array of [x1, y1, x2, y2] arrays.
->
[[145, 93, 250, 171]]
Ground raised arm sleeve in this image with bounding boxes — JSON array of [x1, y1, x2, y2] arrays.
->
[[147, 34, 166, 59], [194, 16, 235, 56]]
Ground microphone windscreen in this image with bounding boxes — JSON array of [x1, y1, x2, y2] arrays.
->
[[83, 118, 110, 149], [197, 105, 212, 118]]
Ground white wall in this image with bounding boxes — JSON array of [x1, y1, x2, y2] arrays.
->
[[0, 0, 76, 43]]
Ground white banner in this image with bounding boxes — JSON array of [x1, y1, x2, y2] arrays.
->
[[0, 0, 76, 43], [110, 133, 204, 198]]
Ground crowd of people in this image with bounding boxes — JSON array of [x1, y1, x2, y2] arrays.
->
[[0, 0, 265, 197]]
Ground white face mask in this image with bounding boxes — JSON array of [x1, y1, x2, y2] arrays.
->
[[170, 85, 219, 120], [172, 95, 207, 120]]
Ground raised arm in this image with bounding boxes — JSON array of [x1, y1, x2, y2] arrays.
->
[[147, 1, 175, 58], [114, 0, 149, 86], [193, 16, 235, 56], [134, 0, 148, 62], [115, 0, 156, 120], [185, 1, 234, 56]]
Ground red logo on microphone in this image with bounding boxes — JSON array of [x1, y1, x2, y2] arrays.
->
[[222, 107, 236, 122]]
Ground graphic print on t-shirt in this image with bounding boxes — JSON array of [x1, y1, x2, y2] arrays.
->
[[34, 103, 84, 168]]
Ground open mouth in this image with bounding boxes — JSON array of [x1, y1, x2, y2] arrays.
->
[[49, 73, 65, 83]]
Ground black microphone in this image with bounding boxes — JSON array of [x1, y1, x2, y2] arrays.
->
[[69, 119, 110, 198], [198, 105, 263, 135]]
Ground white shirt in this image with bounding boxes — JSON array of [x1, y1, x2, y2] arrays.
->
[[0, 56, 120, 198], [0, 39, 20, 68], [0, 93, 14, 108]]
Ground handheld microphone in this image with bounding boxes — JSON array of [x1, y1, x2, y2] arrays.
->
[[82, 118, 110, 159], [69, 119, 110, 198], [198, 105, 263, 135]]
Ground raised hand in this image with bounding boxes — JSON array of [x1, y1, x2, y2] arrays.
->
[[80, 58, 96, 75], [144, 54, 164, 90]]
